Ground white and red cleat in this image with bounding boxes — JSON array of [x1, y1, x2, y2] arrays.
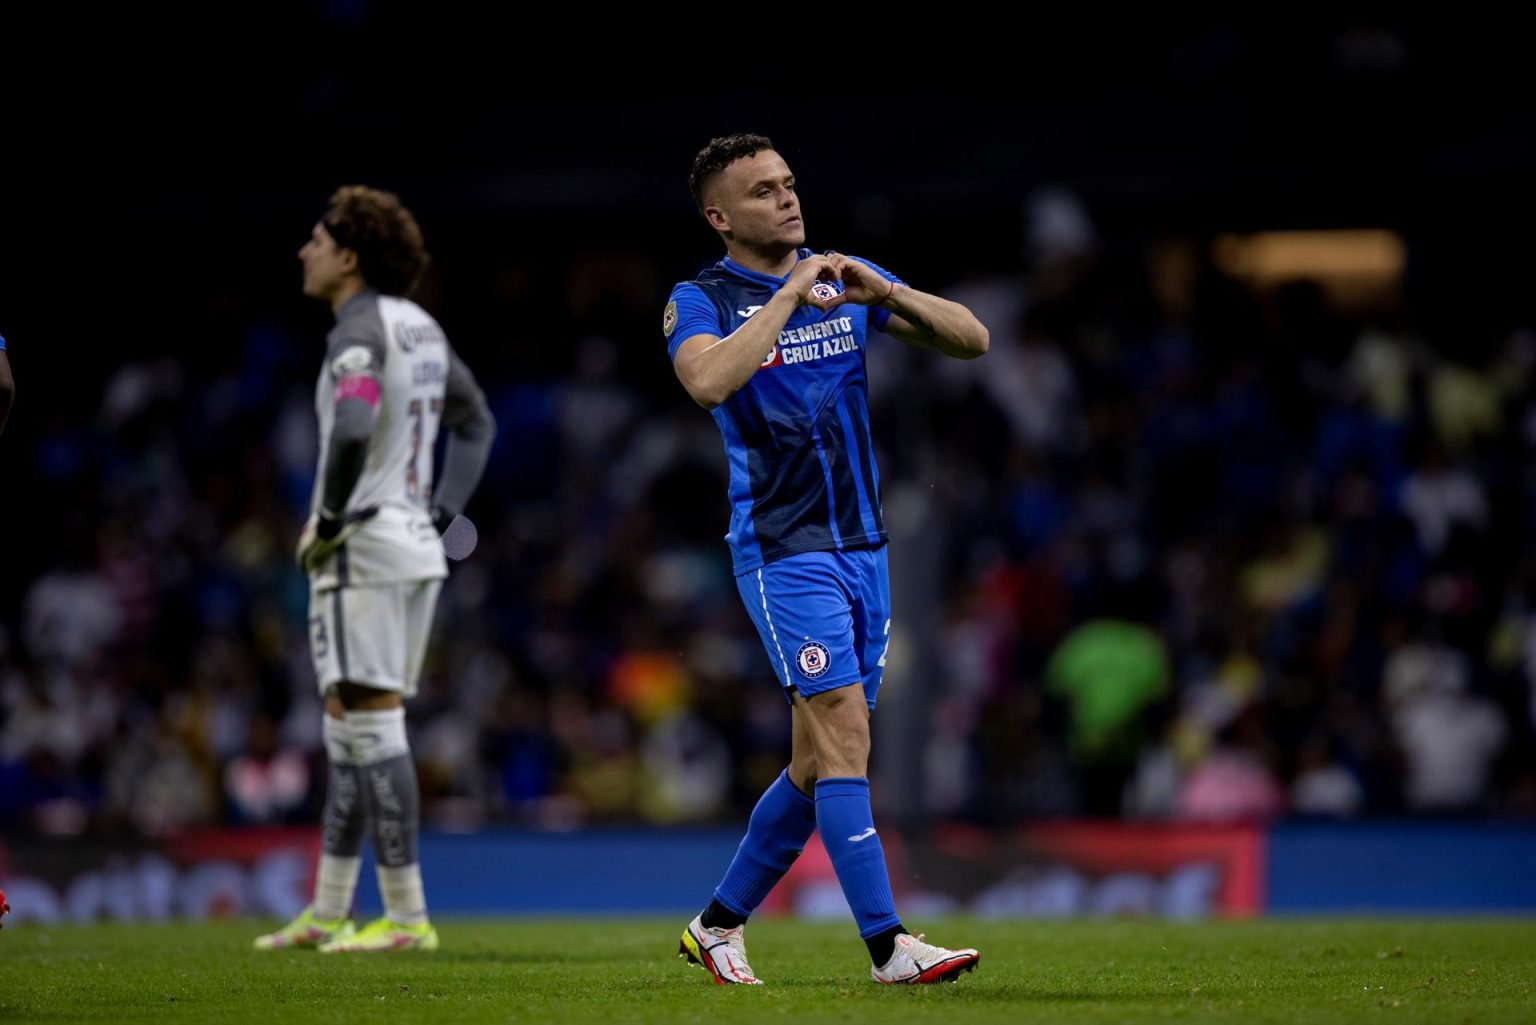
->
[[871, 932, 981, 984], [678, 914, 762, 985]]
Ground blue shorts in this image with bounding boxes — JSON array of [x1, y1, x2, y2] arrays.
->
[[735, 547, 891, 709]]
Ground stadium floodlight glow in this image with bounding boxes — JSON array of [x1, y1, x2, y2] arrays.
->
[[1213, 229, 1406, 285]]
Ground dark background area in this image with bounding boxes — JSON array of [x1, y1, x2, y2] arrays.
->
[[2, 14, 1534, 834]]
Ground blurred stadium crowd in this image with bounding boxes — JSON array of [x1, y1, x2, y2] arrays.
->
[[3, 178, 1533, 838]]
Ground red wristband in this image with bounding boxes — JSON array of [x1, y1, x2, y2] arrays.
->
[[883, 278, 897, 305]]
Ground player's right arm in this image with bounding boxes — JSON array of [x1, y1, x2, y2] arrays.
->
[[670, 255, 842, 409], [297, 333, 388, 572], [318, 336, 387, 519], [0, 346, 13, 437]]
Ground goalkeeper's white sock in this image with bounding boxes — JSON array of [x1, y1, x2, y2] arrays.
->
[[313, 714, 364, 921], [351, 707, 428, 926], [377, 864, 428, 927], [314, 855, 362, 922]]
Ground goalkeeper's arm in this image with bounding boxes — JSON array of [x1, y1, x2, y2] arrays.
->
[[430, 348, 496, 533], [317, 386, 376, 528], [298, 375, 379, 572]]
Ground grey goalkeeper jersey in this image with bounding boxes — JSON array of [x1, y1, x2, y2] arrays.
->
[[310, 290, 481, 589]]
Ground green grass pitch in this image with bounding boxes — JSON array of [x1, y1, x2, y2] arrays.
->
[[2, 917, 1533, 1024]]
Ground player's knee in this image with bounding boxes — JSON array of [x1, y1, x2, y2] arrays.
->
[[813, 726, 869, 778], [324, 690, 347, 721], [831, 740, 871, 775], [829, 704, 871, 748]]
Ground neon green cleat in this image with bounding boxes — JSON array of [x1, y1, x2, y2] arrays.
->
[[318, 916, 439, 953], [253, 906, 354, 951], [678, 914, 761, 984]]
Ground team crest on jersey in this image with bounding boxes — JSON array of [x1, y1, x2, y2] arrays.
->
[[760, 344, 781, 369], [663, 301, 678, 338], [811, 280, 841, 302], [796, 641, 832, 679]]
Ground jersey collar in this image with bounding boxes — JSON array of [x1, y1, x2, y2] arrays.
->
[[720, 248, 812, 286], [334, 287, 379, 322]]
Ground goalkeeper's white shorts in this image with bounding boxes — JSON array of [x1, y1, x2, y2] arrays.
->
[[307, 579, 443, 696]]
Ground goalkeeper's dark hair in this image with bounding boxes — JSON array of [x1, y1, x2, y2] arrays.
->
[[688, 133, 777, 213], [322, 186, 430, 297]]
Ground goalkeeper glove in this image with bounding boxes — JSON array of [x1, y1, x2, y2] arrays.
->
[[296, 506, 379, 573]]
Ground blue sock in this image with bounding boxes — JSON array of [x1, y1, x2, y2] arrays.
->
[[815, 777, 902, 938], [711, 770, 818, 920]]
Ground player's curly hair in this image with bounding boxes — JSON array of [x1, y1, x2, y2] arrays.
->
[[688, 133, 777, 213], [322, 186, 430, 297]]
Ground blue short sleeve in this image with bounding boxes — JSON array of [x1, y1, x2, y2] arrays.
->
[[665, 282, 725, 360], [0, 334, 7, 351], [850, 257, 906, 333]]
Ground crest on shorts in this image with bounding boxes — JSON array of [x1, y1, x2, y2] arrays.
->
[[796, 640, 832, 679], [663, 301, 678, 338], [811, 280, 841, 302]]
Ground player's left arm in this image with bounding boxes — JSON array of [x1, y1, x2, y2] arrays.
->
[[827, 254, 989, 359], [430, 347, 496, 533]]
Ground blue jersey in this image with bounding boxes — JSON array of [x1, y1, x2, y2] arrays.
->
[[665, 249, 902, 574]]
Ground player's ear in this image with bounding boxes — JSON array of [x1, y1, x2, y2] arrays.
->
[[703, 203, 730, 234], [337, 247, 359, 275]]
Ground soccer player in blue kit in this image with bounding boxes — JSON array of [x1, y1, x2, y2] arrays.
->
[[668, 135, 989, 985]]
